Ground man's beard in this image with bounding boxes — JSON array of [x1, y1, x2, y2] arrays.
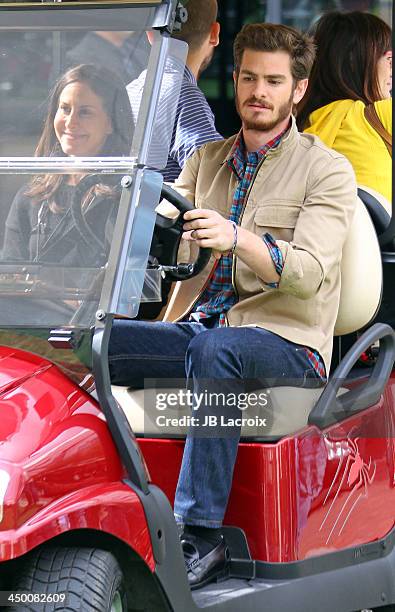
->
[[236, 89, 294, 132]]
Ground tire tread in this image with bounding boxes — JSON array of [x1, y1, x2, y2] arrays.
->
[[6, 547, 125, 612]]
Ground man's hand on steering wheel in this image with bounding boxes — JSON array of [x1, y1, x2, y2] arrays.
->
[[182, 209, 235, 260], [154, 184, 212, 281]]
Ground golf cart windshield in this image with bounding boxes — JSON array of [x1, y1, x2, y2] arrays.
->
[[0, 0, 187, 328]]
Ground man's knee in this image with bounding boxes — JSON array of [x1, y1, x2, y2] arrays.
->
[[186, 328, 240, 376]]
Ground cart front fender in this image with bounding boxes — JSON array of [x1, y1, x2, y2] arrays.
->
[[0, 482, 154, 570]]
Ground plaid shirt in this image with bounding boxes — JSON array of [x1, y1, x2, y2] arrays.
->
[[190, 128, 326, 380]]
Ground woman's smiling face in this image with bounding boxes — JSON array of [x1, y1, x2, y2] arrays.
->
[[54, 81, 113, 156]]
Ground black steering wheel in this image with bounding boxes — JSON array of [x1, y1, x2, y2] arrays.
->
[[153, 183, 212, 281]]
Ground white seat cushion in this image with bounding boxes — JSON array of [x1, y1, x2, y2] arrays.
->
[[335, 196, 382, 336], [112, 385, 324, 439]]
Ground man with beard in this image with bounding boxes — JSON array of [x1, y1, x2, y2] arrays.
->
[[127, 0, 222, 181], [109, 24, 357, 589]]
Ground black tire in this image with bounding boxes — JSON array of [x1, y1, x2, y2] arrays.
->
[[8, 547, 127, 611]]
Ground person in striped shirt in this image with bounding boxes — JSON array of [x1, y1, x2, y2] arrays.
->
[[127, 0, 223, 181]]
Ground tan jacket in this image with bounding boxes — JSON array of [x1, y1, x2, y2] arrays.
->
[[164, 118, 357, 375]]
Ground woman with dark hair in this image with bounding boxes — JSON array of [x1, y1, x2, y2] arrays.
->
[[297, 11, 392, 201], [3, 63, 133, 265]]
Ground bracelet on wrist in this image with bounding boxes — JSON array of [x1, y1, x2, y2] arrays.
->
[[230, 220, 238, 254]]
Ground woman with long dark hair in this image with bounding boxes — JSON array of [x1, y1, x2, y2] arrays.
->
[[4, 63, 133, 265], [297, 11, 392, 201]]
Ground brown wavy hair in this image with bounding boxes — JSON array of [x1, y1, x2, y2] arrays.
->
[[297, 11, 392, 129], [233, 23, 316, 81], [26, 63, 133, 209]]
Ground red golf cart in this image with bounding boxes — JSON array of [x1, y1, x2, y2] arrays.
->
[[0, 1, 394, 611]]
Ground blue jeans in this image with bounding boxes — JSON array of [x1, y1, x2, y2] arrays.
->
[[109, 320, 321, 528]]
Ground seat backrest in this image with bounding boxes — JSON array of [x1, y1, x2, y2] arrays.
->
[[334, 194, 382, 336]]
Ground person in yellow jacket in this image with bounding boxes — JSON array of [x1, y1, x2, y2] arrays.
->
[[297, 11, 392, 202]]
